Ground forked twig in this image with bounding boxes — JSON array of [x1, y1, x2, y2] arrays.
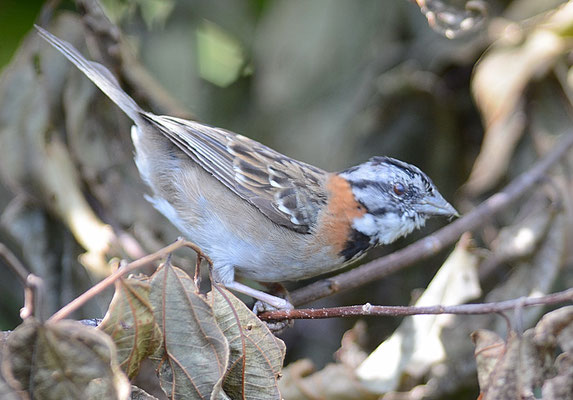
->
[[0, 243, 29, 285], [48, 238, 211, 322], [0, 244, 45, 320]]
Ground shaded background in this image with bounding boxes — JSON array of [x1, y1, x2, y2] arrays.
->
[[1, 0, 572, 398]]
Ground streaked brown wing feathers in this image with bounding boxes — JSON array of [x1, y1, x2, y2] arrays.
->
[[141, 113, 327, 233]]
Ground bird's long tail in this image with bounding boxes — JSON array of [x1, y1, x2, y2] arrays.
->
[[35, 25, 143, 123]]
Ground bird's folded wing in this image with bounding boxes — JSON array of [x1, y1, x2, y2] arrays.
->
[[142, 114, 328, 233]]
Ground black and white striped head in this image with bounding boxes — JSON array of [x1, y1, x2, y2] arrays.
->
[[339, 156, 457, 245]]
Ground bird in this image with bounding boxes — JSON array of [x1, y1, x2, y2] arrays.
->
[[36, 26, 458, 310]]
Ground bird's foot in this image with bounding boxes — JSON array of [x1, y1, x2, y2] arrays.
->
[[253, 282, 294, 334], [252, 298, 294, 334]]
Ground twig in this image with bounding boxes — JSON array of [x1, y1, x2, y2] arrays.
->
[[290, 133, 573, 306], [22, 274, 45, 321], [194, 254, 203, 290], [0, 243, 45, 321], [0, 242, 29, 285], [48, 238, 207, 322], [260, 288, 573, 321]]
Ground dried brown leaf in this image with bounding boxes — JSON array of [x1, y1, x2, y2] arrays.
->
[[471, 329, 506, 392], [467, 2, 573, 194], [334, 321, 368, 369], [99, 274, 162, 379], [130, 385, 160, 400], [1, 318, 129, 400], [542, 353, 573, 400], [0, 332, 19, 400], [473, 330, 520, 400], [148, 261, 228, 399], [473, 307, 573, 399], [210, 286, 285, 400], [537, 307, 573, 399], [533, 306, 573, 352]]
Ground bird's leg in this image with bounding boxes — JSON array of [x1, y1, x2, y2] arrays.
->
[[250, 282, 295, 333], [258, 282, 293, 309], [212, 264, 293, 310], [223, 280, 293, 310]]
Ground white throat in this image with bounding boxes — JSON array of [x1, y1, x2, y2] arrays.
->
[[352, 212, 426, 245]]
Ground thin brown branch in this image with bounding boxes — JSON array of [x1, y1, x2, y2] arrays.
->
[[22, 274, 45, 321], [290, 133, 573, 306], [48, 238, 207, 322], [260, 288, 573, 321], [0, 242, 29, 285], [0, 243, 44, 320]]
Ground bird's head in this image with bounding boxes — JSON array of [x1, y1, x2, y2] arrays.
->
[[339, 156, 458, 246]]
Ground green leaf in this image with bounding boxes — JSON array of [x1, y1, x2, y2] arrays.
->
[[196, 20, 245, 87], [149, 262, 229, 399], [2, 318, 129, 399], [99, 274, 162, 379], [210, 286, 285, 400]]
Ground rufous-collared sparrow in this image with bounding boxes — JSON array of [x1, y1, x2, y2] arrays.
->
[[36, 26, 458, 310]]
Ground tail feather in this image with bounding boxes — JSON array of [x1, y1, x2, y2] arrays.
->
[[35, 25, 142, 122]]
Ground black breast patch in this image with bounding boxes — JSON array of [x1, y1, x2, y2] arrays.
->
[[340, 229, 372, 262]]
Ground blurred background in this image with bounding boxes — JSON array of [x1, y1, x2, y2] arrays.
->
[[1, 0, 572, 398]]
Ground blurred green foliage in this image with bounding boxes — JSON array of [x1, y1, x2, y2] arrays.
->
[[0, 0, 43, 70]]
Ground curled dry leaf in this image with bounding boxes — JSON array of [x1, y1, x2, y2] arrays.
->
[[533, 305, 573, 353], [334, 320, 368, 369], [0, 332, 19, 400], [472, 306, 573, 400], [542, 352, 573, 400], [472, 330, 522, 399], [467, 2, 573, 194], [210, 286, 286, 400], [130, 385, 160, 400], [148, 261, 229, 399], [535, 306, 573, 398], [471, 329, 507, 394], [99, 274, 162, 379], [1, 318, 130, 400], [0, 376, 19, 400]]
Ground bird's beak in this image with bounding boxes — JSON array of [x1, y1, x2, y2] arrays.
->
[[416, 193, 459, 218]]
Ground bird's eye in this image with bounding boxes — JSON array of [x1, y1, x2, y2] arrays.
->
[[393, 183, 406, 196]]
